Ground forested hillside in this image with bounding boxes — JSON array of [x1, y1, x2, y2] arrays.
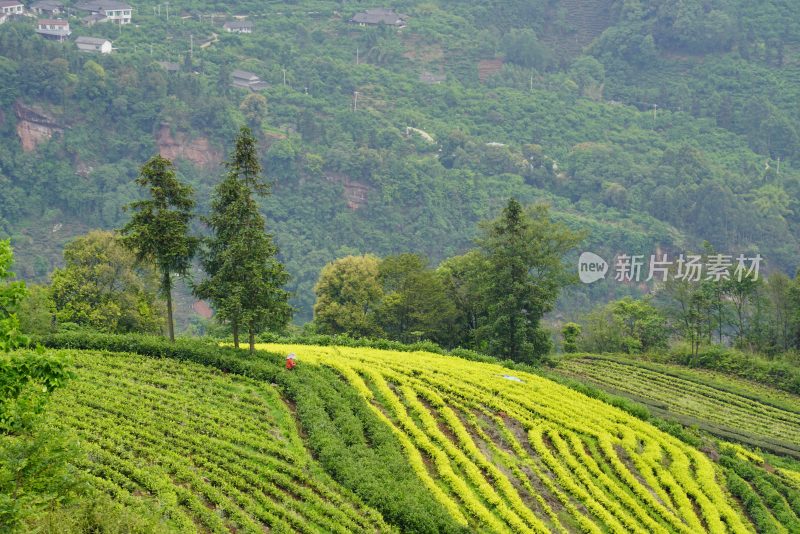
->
[[1, 0, 799, 322]]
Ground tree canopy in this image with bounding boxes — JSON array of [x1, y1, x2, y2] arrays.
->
[[50, 231, 164, 335], [121, 156, 198, 341]]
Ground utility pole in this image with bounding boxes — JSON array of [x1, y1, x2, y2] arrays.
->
[[353, 90, 359, 111], [652, 104, 657, 126], [356, 47, 359, 65], [529, 74, 533, 92], [282, 68, 286, 86], [165, 2, 169, 20]]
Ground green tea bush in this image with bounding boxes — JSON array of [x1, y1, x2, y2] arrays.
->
[[39, 332, 467, 533], [667, 344, 800, 395]]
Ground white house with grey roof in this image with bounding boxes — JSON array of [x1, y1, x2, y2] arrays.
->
[[75, 35, 112, 53], [36, 18, 71, 40], [74, 0, 132, 24], [223, 20, 253, 33], [350, 8, 406, 27], [0, 0, 24, 24]]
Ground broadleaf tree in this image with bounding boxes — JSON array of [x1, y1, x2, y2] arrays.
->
[[0, 240, 28, 351], [51, 231, 163, 334], [376, 253, 458, 346], [313, 254, 383, 338]]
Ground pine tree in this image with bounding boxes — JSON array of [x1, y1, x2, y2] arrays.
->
[[121, 155, 197, 342], [194, 173, 248, 347], [196, 126, 292, 351], [230, 125, 269, 195]]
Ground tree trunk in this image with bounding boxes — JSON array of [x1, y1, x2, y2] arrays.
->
[[164, 272, 175, 342], [249, 322, 255, 352], [232, 321, 240, 349]]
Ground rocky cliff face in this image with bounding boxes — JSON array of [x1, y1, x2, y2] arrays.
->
[[325, 172, 371, 210], [14, 101, 64, 152], [155, 123, 222, 168]]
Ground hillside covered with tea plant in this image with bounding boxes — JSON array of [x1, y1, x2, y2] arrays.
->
[[9, 334, 800, 532]]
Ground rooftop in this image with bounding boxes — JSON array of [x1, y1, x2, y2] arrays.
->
[[223, 20, 253, 28], [74, 0, 131, 11], [0, 0, 24, 7], [75, 35, 110, 45], [231, 69, 259, 80], [38, 18, 68, 25], [30, 0, 64, 8], [351, 8, 406, 26]]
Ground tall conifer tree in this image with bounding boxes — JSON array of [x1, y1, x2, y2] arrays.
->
[[122, 156, 197, 342], [196, 126, 292, 350], [477, 199, 581, 362]]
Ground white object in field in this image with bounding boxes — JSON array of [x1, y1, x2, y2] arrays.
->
[[501, 375, 523, 382]]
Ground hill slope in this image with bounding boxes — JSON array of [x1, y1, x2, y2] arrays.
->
[[556, 355, 800, 458], [260, 343, 751, 533], [48, 349, 389, 533], [3, 0, 800, 323], [37, 336, 800, 532]]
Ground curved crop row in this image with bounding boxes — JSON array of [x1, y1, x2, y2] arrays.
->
[[559, 357, 800, 449], [47, 350, 389, 533], [260, 343, 755, 533]]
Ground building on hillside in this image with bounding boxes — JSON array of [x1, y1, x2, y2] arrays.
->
[[36, 18, 70, 40], [419, 71, 446, 84], [223, 20, 252, 33], [30, 0, 63, 16], [74, 0, 132, 24], [0, 0, 24, 24], [349, 8, 407, 27], [156, 61, 180, 73], [231, 69, 268, 91], [75, 35, 112, 53], [82, 12, 106, 25], [231, 69, 258, 88]]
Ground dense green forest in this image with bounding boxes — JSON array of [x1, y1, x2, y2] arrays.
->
[[1, 0, 799, 325]]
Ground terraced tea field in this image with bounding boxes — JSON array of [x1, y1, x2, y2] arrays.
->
[[48, 350, 388, 533], [260, 344, 754, 533], [557, 356, 800, 458], [33, 336, 800, 533]]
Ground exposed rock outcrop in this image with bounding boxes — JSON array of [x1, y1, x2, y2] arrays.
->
[[14, 101, 64, 152], [477, 59, 504, 82], [155, 122, 222, 168], [325, 173, 371, 210]]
